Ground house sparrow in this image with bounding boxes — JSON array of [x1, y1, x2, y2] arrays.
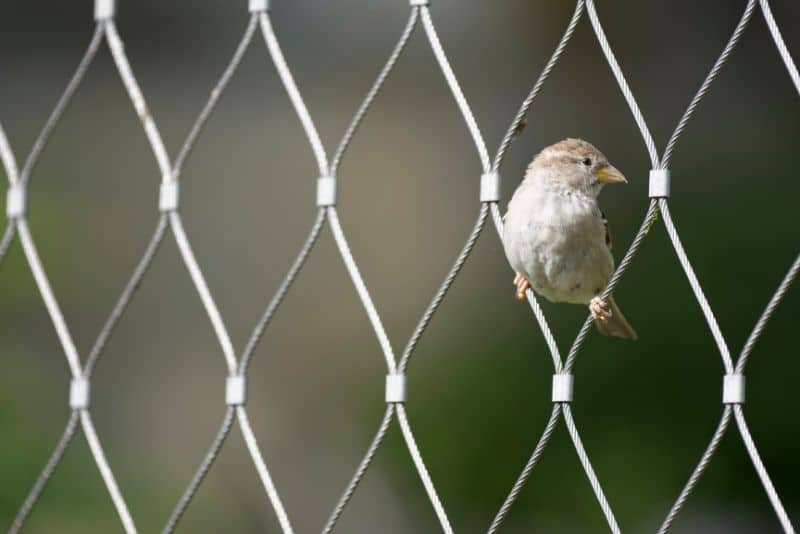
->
[[502, 138, 637, 340]]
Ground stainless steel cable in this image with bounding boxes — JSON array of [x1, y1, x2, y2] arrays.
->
[[169, 212, 238, 372], [322, 205, 488, 531], [172, 15, 260, 180], [658, 408, 733, 534], [0, 222, 17, 267], [562, 404, 620, 534], [661, 0, 757, 168], [3, 1, 800, 532], [420, 6, 490, 172], [327, 207, 396, 373], [491, 0, 585, 171], [8, 411, 80, 534], [323, 406, 395, 534], [737, 252, 800, 372], [260, 11, 329, 174], [9, 216, 169, 532], [584, 0, 659, 168], [317, 13, 463, 531], [734, 405, 796, 533], [487, 405, 561, 534], [491, 0, 760, 528], [330, 9, 420, 175], [20, 24, 105, 186], [104, 20, 171, 181], [84, 216, 169, 376], [399, 205, 488, 371], [564, 201, 659, 373], [237, 406, 295, 534], [396, 404, 453, 534], [1, 19, 144, 533], [658, 200, 734, 372], [657, 208, 798, 532], [15, 219, 83, 388], [80, 410, 137, 533], [239, 208, 327, 373], [0, 121, 20, 184], [154, 13, 300, 530], [322, 7, 494, 530], [760, 0, 800, 97], [163, 408, 237, 534], [0, 122, 18, 266]]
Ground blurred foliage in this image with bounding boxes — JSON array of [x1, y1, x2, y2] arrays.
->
[[1, 0, 799, 532]]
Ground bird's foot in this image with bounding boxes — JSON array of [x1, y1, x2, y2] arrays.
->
[[590, 296, 612, 322], [513, 273, 530, 300]]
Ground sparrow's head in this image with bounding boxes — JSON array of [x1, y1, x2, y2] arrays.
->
[[526, 138, 627, 197]]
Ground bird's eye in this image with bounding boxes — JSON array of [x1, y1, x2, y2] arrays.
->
[[582, 158, 592, 166]]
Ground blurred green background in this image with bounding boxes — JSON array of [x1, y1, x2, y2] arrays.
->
[[1, 0, 799, 532]]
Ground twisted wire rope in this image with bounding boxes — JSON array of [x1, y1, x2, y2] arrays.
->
[[0, 123, 17, 264], [164, 4, 454, 532], [151, 11, 300, 533], [486, 2, 629, 529], [759, 0, 800, 97], [562, 404, 620, 533], [582, 0, 797, 530], [163, 408, 237, 533], [2, 20, 153, 533], [419, 7, 490, 172], [583, 0, 659, 169], [322, 406, 395, 534], [1, 1, 799, 533], [657, 196, 796, 532], [656, 2, 799, 531], [660, 0, 757, 168], [321, 5, 480, 531], [320, 15, 425, 524], [657, 409, 733, 534], [584, 0, 795, 530], [486, 405, 560, 534], [490, 0, 772, 531], [9, 411, 80, 532], [491, 0, 585, 172], [330, 9, 419, 175], [172, 15, 259, 181], [19, 24, 105, 187], [733, 405, 795, 531]]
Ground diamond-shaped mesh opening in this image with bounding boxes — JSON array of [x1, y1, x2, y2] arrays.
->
[[1, 1, 798, 533]]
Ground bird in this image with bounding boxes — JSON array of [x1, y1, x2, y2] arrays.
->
[[502, 138, 637, 340]]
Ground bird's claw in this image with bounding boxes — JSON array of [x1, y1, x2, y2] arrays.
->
[[514, 273, 530, 300], [590, 296, 612, 322]]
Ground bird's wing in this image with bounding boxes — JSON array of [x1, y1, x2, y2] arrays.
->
[[601, 209, 612, 250]]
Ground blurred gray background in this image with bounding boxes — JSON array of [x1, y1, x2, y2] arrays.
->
[[1, 1, 799, 532]]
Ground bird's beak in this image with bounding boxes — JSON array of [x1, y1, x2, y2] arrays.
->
[[595, 165, 627, 185]]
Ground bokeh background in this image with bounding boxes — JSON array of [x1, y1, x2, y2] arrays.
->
[[1, 1, 799, 532]]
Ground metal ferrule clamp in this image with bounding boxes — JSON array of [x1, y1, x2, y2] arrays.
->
[[385, 373, 407, 403], [95, 0, 115, 20], [70, 378, 91, 410], [6, 184, 26, 219], [551, 373, 574, 403], [722, 374, 745, 404], [480, 172, 501, 203], [226, 375, 247, 406], [649, 169, 671, 198], [249, 0, 270, 12], [410, 0, 430, 6], [159, 181, 180, 212], [317, 175, 337, 207]]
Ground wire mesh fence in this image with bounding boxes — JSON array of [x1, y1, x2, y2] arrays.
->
[[1, 0, 798, 532]]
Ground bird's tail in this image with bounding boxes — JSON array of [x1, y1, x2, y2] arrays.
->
[[595, 295, 638, 340]]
